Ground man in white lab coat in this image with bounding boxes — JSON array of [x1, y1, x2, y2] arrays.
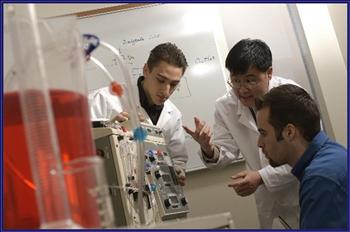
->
[[184, 39, 299, 228], [89, 43, 189, 185]]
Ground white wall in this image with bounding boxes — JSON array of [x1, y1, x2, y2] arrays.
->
[[217, 4, 313, 93], [297, 4, 347, 147], [328, 4, 347, 64]]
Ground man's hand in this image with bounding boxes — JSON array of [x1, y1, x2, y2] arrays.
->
[[228, 170, 263, 196], [111, 111, 146, 123], [112, 111, 129, 122], [174, 166, 186, 186], [183, 117, 214, 158]]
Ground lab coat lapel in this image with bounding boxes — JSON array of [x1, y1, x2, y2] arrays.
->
[[156, 101, 172, 127], [137, 101, 172, 127], [237, 100, 258, 132]]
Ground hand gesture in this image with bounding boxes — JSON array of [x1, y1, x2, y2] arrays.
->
[[174, 166, 186, 186], [111, 111, 146, 123], [111, 111, 129, 122], [227, 170, 263, 196], [183, 117, 214, 157]]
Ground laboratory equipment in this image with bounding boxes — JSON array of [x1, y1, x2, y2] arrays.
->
[[92, 122, 189, 228], [82, 34, 100, 57], [86, 39, 148, 224], [4, 4, 113, 229], [141, 123, 189, 221], [62, 156, 115, 228]]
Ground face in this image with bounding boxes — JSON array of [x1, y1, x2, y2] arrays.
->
[[231, 66, 272, 107], [143, 61, 183, 105], [256, 107, 288, 167]]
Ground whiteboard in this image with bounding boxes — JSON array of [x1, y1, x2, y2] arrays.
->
[[77, 4, 233, 172]]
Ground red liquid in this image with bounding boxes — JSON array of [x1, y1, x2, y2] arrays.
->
[[4, 90, 99, 229]]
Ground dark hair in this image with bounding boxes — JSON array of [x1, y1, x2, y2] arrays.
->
[[256, 84, 321, 142], [147, 42, 188, 75], [225, 38, 272, 76]]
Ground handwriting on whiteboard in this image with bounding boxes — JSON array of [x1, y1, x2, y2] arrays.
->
[[122, 37, 145, 46], [194, 55, 215, 64], [121, 33, 160, 46]]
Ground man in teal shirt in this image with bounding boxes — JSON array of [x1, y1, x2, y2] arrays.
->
[[255, 84, 347, 229]]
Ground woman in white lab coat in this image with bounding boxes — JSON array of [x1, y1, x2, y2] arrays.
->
[[184, 39, 299, 228], [89, 43, 189, 185]]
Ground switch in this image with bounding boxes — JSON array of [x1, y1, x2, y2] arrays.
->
[[144, 184, 150, 192], [181, 197, 188, 206], [164, 199, 171, 208], [154, 171, 161, 179], [132, 192, 138, 201], [126, 183, 133, 195], [149, 156, 156, 162]]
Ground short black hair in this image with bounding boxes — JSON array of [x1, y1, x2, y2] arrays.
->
[[147, 42, 188, 75], [225, 38, 272, 76], [256, 84, 321, 141]]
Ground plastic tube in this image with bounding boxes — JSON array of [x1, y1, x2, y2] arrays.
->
[[91, 40, 147, 225], [89, 56, 115, 83], [7, 4, 77, 229]]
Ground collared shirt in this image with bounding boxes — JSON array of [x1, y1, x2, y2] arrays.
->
[[292, 131, 347, 229], [137, 76, 164, 125]]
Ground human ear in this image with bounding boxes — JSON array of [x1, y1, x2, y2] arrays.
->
[[143, 63, 149, 77], [266, 66, 273, 80], [284, 124, 296, 141]]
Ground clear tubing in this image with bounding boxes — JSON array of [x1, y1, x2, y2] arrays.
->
[[90, 47, 147, 226], [94, 41, 146, 225], [7, 4, 76, 228], [89, 56, 114, 82]]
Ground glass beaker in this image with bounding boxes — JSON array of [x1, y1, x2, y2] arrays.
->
[[4, 5, 103, 229], [62, 157, 115, 228]]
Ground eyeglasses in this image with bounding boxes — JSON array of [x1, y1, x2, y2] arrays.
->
[[227, 78, 260, 89]]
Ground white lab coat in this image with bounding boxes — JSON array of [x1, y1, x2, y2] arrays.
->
[[201, 76, 300, 229], [88, 85, 188, 170]]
